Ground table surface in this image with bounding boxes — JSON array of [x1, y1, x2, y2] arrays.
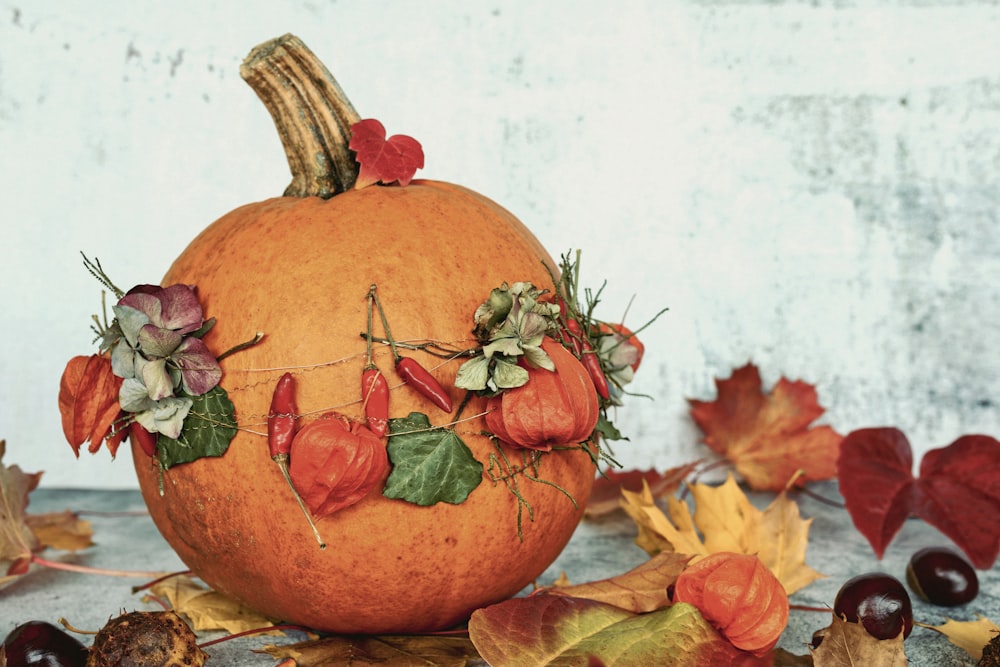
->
[[2, 482, 996, 666]]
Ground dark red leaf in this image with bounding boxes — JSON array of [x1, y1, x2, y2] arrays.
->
[[838, 428, 1000, 569], [349, 118, 424, 189]]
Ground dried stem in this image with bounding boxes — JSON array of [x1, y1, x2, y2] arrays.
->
[[240, 34, 361, 198]]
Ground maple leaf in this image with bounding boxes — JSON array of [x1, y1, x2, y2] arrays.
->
[[620, 473, 825, 595], [809, 614, 907, 667], [585, 462, 700, 518], [468, 596, 762, 667], [147, 574, 282, 635], [0, 440, 42, 587], [349, 118, 424, 189], [537, 551, 693, 613], [838, 427, 1000, 569], [688, 363, 841, 491], [918, 616, 1000, 662]]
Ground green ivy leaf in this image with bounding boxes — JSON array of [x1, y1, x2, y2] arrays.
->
[[157, 386, 237, 469], [595, 413, 627, 442], [383, 412, 483, 506]]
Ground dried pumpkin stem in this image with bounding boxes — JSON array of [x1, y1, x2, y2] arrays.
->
[[240, 33, 361, 198]]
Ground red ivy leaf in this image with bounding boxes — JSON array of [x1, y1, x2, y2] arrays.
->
[[349, 118, 424, 189], [838, 427, 1000, 569]]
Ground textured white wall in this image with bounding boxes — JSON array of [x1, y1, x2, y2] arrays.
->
[[2, 1, 998, 488]]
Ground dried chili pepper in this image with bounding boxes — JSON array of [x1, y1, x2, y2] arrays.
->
[[267, 372, 325, 548], [129, 421, 158, 458], [362, 287, 391, 436], [395, 356, 453, 412], [558, 300, 610, 401], [369, 284, 453, 413]]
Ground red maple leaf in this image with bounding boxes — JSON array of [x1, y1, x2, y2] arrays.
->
[[687, 363, 841, 491], [838, 427, 1000, 569], [349, 118, 424, 189]]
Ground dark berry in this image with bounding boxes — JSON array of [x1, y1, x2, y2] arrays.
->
[[833, 572, 913, 640], [906, 546, 979, 607], [1, 620, 89, 667]]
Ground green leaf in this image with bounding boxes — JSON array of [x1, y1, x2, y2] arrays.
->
[[469, 598, 750, 667], [491, 357, 529, 389], [454, 355, 490, 391], [157, 386, 237, 469], [595, 414, 627, 442], [383, 412, 483, 506]]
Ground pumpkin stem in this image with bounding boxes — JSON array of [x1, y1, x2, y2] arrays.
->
[[240, 34, 361, 198]]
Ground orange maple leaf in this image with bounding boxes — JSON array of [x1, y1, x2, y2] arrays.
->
[[688, 363, 841, 491]]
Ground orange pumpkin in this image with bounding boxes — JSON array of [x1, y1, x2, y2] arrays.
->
[[131, 35, 597, 633], [486, 338, 599, 451]]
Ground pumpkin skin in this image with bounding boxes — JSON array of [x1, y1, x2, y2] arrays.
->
[[486, 338, 599, 451], [131, 181, 598, 633]]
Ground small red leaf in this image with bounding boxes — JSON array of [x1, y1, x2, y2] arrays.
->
[[349, 118, 424, 189], [838, 428, 1000, 569]]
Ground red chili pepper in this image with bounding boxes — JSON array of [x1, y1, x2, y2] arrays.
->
[[266, 372, 325, 549], [396, 356, 453, 412], [556, 298, 609, 401], [581, 347, 611, 401], [129, 421, 158, 458], [361, 366, 390, 436], [370, 283, 453, 413], [267, 372, 298, 458]]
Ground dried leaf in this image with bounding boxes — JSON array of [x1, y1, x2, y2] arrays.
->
[[688, 364, 841, 490], [258, 634, 480, 667], [838, 428, 1000, 568], [58, 354, 126, 456], [349, 118, 424, 189], [586, 462, 700, 518], [148, 574, 282, 635], [621, 474, 824, 595], [0, 440, 41, 586], [469, 596, 761, 667], [539, 551, 693, 613], [918, 616, 1000, 661], [25, 510, 94, 552], [809, 615, 906, 667]]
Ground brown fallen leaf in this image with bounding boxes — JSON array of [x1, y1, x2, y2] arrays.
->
[[26, 510, 94, 552], [688, 363, 841, 491], [620, 473, 824, 595], [538, 551, 693, 613], [917, 615, 1000, 662], [148, 573, 282, 636], [0, 440, 42, 587], [809, 615, 906, 667], [258, 634, 481, 667], [585, 461, 700, 518]]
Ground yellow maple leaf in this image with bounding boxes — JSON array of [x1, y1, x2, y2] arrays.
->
[[26, 511, 94, 552], [918, 616, 1000, 661], [620, 473, 824, 595], [148, 574, 283, 636]]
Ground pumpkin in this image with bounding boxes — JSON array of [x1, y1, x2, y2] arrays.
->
[[130, 35, 598, 633], [486, 338, 599, 451]]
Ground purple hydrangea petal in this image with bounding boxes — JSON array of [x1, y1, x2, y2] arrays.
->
[[157, 284, 204, 334], [173, 337, 222, 395]]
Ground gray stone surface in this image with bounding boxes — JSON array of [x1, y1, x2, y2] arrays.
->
[[2, 483, 997, 664]]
